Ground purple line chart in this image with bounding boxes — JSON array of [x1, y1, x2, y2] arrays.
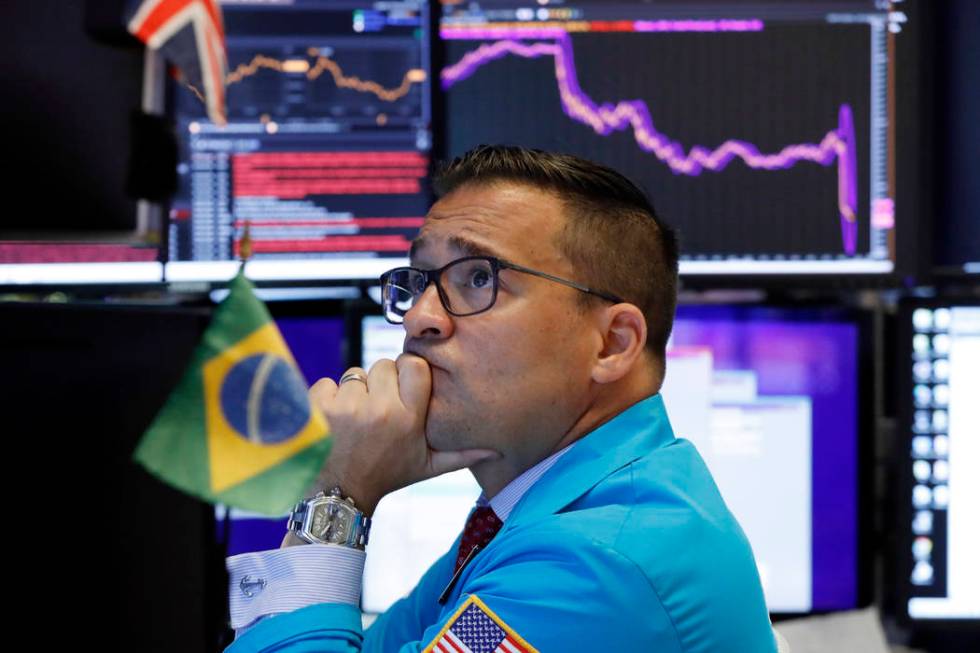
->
[[439, 10, 893, 274], [442, 29, 859, 256]]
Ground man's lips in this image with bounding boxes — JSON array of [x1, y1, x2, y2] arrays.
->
[[403, 348, 448, 373]]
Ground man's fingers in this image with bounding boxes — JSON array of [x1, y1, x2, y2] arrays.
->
[[367, 358, 399, 397], [428, 449, 501, 478], [309, 377, 339, 414], [396, 353, 432, 415], [336, 367, 369, 395]]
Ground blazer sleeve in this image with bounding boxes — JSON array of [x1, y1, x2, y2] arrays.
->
[[225, 528, 677, 653]]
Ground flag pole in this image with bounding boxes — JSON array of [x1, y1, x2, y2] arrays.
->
[[238, 219, 253, 276]]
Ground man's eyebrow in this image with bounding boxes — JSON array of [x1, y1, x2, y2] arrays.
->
[[409, 235, 503, 265], [447, 235, 500, 259]]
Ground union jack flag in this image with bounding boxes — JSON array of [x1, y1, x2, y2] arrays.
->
[[127, 0, 227, 125], [425, 596, 537, 653]]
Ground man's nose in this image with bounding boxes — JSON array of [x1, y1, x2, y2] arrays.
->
[[403, 283, 454, 340]]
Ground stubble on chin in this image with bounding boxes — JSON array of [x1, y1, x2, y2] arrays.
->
[[422, 402, 476, 453]]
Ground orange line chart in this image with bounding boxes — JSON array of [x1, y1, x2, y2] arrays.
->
[[225, 48, 426, 102]]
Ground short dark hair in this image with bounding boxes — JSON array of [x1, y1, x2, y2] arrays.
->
[[434, 145, 679, 363]]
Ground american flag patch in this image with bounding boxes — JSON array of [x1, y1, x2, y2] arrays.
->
[[424, 595, 537, 653]]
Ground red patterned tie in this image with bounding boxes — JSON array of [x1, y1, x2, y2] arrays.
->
[[454, 506, 502, 574]]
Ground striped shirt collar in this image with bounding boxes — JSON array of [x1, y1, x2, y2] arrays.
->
[[476, 443, 575, 522]]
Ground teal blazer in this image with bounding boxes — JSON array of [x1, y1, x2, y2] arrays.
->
[[229, 394, 777, 652]]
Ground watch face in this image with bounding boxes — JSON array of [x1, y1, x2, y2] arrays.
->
[[310, 502, 353, 544]]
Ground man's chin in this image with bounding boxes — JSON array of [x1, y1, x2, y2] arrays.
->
[[424, 430, 458, 452], [423, 419, 469, 453], [422, 399, 452, 450]]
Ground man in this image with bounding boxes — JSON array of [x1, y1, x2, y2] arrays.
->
[[227, 146, 776, 652]]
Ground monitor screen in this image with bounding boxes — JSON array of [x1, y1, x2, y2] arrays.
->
[[359, 309, 865, 615], [0, 2, 162, 287], [439, 0, 908, 276], [932, 1, 980, 275], [901, 302, 980, 622], [662, 305, 864, 613], [221, 307, 348, 556], [165, 0, 431, 284]]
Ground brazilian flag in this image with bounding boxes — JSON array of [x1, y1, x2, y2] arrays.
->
[[134, 270, 331, 515]]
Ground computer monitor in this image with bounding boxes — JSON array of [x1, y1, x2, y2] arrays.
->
[[358, 307, 868, 615], [898, 300, 980, 625], [932, 1, 980, 276], [438, 0, 916, 278], [663, 304, 868, 614], [221, 302, 349, 556], [0, 3, 163, 287], [3, 300, 223, 650], [164, 1, 433, 285]]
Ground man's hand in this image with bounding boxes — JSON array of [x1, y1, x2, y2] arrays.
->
[[307, 353, 499, 517]]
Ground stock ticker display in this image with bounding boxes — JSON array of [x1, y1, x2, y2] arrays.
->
[[441, 1, 903, 275], [0, 1, 921, 286], [167, 0, 432, 282]]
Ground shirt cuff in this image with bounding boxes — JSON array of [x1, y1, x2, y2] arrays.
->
[[227, 544, 365, 630]]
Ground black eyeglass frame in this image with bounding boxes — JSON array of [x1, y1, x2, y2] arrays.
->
[[379, 255, 624, 324]]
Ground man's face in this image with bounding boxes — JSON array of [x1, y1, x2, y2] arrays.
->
[[403, 182, 600, 470]]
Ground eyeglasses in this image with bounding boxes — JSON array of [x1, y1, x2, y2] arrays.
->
[[380, 255, 623, 324]]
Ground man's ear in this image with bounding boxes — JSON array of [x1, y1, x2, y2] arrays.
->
[[591, 303, 648, 384]]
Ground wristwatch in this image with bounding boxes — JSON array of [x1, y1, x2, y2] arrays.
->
[[287, 486, 372, 549]]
